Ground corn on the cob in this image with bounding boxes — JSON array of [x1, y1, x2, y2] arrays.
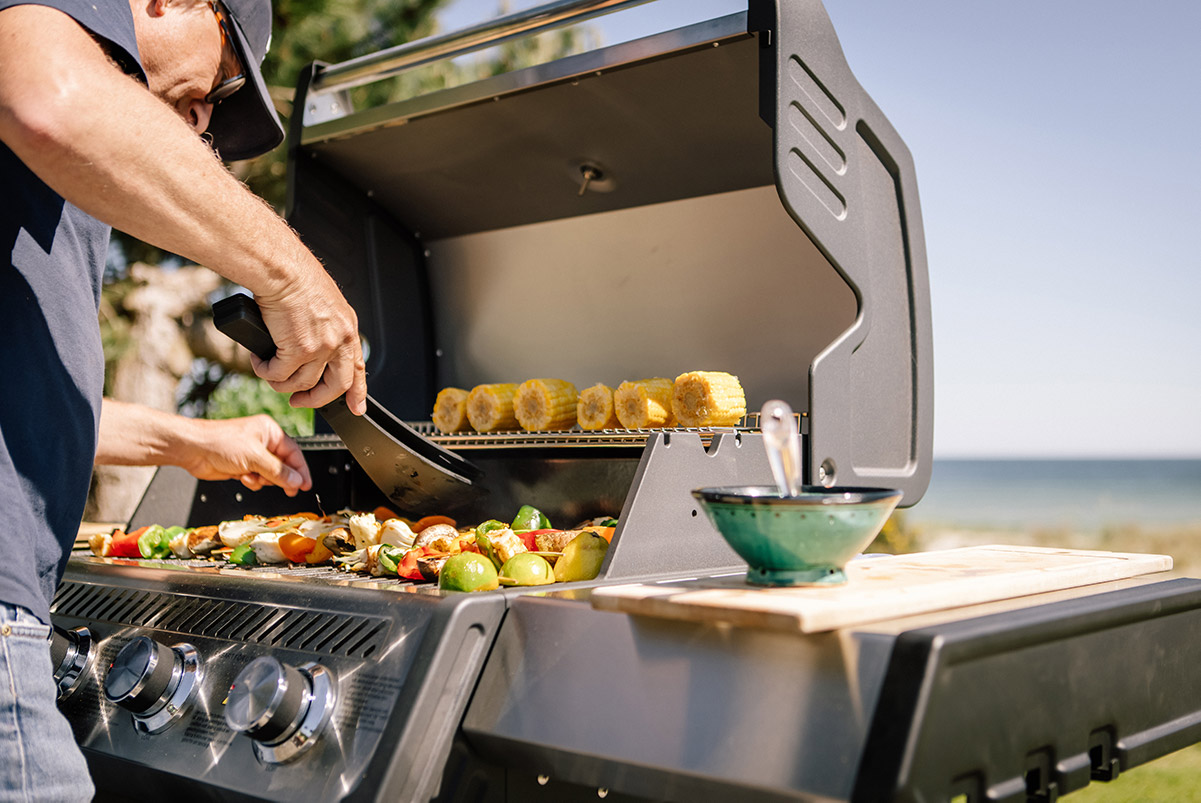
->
[[466, 383, 520, 432], [432, 387, 470, 433], [577, 383, 620, 430], [614, 378, 676, 429], [514, 378, 578, 431], [671, 371, 746, 427]]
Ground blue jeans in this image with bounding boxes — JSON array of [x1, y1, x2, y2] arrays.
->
[[0, 604, 93, 803]]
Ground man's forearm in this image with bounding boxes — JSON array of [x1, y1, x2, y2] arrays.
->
[[0, 5, 310, 298], [95, 399, 200, 467]]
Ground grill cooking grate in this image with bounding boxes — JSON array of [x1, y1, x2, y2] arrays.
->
[[50, 581, 389, 659], [297, 414, 782, 452]]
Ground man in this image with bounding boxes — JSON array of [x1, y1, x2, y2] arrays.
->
[[0, 0, 367, 797]]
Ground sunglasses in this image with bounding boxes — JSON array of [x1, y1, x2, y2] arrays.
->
[[206, 0, 247, 105]]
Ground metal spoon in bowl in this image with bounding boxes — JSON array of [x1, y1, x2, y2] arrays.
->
[[761, 400, 803, 497]]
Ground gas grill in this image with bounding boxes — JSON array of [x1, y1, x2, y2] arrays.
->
[[54, 1, 1201, 801]]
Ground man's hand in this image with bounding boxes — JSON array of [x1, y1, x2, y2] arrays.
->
[[253, 275, 368, 414], [96, 400, 312, 497], [180, 415, 312, 496]]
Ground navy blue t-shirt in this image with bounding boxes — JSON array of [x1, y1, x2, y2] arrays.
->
[[0, 0, 145, 623]]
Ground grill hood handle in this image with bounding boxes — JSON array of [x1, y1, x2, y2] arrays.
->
[[212, 294, 484, 510]]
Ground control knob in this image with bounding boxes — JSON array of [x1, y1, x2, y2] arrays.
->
[[50, 626, 93, 699], [225, 655, 337, 764], [103, 635, 201, 733]]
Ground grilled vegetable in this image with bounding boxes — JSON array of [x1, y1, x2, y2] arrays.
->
[[111, 527, 147, 557], [88, 531, 113, 558], [414, 523, 460, 552], [379, 519, 417, 550], [345, 511, 381, 548], [533, 529, 579, 553], [305, 539, 334, 565], [137, 525, 172, 559], [418, 553, 452, 581], [514, 378, 578, 431], [322, 527, 356, 555], [615, 378, 676, 429], [432, 387, 471, 433], [438, 553, 499, 592], [671, 371, 746, 427], [228, 543, 257, 566], [577, 383, 620, 430], [218, 518, 268, 548], [185, 525, 221, 556], [278, 532, 316, 563], [554, 532, 609, 582], [167, 526, 193, 558], [249, 532, 288, 564], [511, 505, 551, 532], [466, 383, 520, 432], [376, 544, 406, 575], [414, 515, 456, 532], [499, 553, 555, 586]]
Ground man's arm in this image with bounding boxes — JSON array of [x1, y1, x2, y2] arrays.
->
[[97, 399, 313, 496], [0, 5, 366, 413]]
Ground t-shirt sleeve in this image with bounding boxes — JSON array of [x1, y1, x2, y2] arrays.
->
[[0, 0, 144, 81]]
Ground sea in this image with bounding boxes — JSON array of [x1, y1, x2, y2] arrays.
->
[[902, 459, 1201, 533]]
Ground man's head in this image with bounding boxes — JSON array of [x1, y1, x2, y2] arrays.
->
[[130, 0, 284, 161]]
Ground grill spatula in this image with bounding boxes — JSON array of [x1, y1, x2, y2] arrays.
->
[[212, 294, 482, 511]]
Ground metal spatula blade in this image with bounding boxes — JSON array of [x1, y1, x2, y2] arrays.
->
[[212, 293, 482, 511]]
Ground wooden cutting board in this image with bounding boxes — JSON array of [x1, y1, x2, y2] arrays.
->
[[591, 545, 1173, 633]]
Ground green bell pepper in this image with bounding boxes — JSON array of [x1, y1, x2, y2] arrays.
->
[[136, 525, 172, 559], [228, 543, 257, 566], [511, 505, 550, 532], [377, 544, 404, 576]]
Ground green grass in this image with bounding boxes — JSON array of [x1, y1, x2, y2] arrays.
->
[[1068, 743, 1201, 801]]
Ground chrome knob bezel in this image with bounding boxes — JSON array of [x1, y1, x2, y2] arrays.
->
[[131, 643, 201, 734], [250, 663, 338, 765], [103, 638, 202, 735], [52, 626, 94, 700]]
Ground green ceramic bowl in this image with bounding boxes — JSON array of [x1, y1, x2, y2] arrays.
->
[[692, 486, 903, 586]]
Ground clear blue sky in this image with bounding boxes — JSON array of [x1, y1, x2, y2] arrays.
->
[[432, 1, 1201, 459]]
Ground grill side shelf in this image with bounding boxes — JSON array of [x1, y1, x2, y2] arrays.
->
[[851, 578, 1201, 802]]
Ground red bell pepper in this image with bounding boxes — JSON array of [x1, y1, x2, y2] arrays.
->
[[110, 526, 148, 558], [397, 549, 424, 581], [518, 529, 555, 552]]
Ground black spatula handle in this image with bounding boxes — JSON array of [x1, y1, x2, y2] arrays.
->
[[212, 293, 277, 362]]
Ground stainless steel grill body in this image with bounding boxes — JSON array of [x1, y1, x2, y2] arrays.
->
[[51, 3, 1201, 802]]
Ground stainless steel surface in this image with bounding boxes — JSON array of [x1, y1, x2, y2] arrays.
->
[[311, 0, 656, 96], [53, 560, 505, 802], [761, 400, 803, 495], [425, 187, 853, 412], [302, 12, 749, 140]]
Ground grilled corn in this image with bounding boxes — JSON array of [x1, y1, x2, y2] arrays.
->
[[432, 387, 470, 433], [614, 378, 676, 429], [577, 383, 620, 430], [466, 383, 520, 432], [671, 371, 746, 427], [514, 378, 578, 431]]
